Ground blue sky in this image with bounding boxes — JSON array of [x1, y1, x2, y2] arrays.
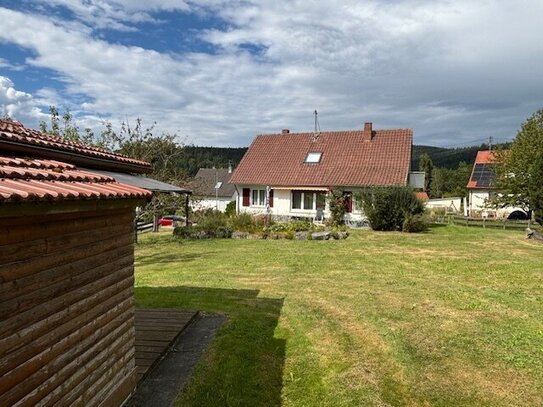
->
[[0, 1, 542, 147]]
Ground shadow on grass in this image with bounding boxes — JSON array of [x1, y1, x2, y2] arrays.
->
[[135, 286, 285, 407], [135, 252, 217, 267]]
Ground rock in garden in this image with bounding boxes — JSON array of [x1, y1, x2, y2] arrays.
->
[[311, 231, 331, 240], [295, 231, 309, 240], [232, 231, 249, 239]]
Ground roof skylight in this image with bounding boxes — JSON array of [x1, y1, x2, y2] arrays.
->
[[305, 152, 322, 163]]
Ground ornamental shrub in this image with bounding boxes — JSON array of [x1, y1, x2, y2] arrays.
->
[[356, 187, 425, 232]]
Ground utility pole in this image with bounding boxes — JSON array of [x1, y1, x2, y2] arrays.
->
[[488, 136, 493, 151]]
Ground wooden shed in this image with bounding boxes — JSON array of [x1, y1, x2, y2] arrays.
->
[[0, 120, 153, 406]]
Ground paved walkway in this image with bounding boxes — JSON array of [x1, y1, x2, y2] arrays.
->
[[128, 310, 225, 406]]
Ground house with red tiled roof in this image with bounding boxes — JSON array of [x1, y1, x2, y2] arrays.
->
[[0, 119, 188, 406], [466, 150, 528, 219], [230, 122, 417, 221], [190, 167, 236, 212]]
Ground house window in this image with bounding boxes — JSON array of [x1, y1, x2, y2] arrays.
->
[[305, 152, 322, 163], [316, 192, 326, 210], [292, 190, 326, 210], [292, 191, 302, 209], [252, 189, 266, 206]]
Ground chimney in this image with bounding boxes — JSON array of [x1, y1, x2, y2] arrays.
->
[[228, 160, 232, 174], [363, 122, 373, 141], [282, 129, 290, 134]]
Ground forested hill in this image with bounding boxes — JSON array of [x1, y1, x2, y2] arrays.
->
[[181, 146, 247, 177], [181, 143, 500, 177], [411, 144, 492, 169]]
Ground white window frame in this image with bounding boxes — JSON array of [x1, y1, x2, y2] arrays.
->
[[291, 190, 327, 211], [305, 152, 322, 163], [251, 189, 266, 206]]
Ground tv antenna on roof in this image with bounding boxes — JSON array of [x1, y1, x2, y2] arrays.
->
[[312, 109, 321, 142]]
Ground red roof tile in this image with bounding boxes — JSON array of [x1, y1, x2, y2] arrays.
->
[[0, 120, 151, 172], [415, 191, 429, 201], [0, 156, 151, 203], [230, 126, 412, 187]]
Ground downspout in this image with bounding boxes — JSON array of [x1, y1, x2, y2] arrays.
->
[[233, 184, 240, 215]]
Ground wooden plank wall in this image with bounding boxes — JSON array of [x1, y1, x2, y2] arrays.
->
[[0, 207, 138, 407]]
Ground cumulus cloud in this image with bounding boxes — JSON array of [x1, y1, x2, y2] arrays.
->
[[0, 76, 47, 122], [0, 1, 541, 146]]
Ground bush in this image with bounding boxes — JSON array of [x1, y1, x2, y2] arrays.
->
[[173, 226, 193, 239], [356, 187, 425, 232], [327, 190, 348, 226], [402, 214, 428, 233], [225, 201, 236, 217], [229, 212, 257, 232]]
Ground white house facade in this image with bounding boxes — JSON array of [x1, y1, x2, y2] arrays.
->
[[230, 122, 417, 222]]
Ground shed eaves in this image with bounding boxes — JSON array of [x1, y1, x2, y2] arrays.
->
[[0, 156, 151, 202], [0, 120, 151, 172]]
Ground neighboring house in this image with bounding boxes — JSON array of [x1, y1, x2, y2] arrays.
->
[[230, 122, 418, 221], [466, 150, 527, 219], [191, 167, 236, 212], [0, 120, 154, 406]]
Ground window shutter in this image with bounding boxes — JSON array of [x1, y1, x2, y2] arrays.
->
[[344, 192, 353, 213], [242, 188, 250, 207], [269, 189, 274, 207]]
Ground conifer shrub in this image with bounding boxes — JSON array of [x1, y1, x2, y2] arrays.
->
[[356, 187, 426, 232]]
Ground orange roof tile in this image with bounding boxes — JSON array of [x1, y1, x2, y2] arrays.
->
[[0, 120, 151, 172], [0, 156, 151, 203], [415, 191, 429, 201], [230, 125, 412, 187]]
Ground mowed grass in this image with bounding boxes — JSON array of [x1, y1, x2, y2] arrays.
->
[[134, 225, 543, 407]]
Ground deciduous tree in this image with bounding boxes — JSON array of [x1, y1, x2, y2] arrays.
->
[[493, 110, 543, 224]]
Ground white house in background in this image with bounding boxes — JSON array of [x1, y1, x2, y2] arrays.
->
[[229, 122, 421, 221], [467, 150, 528, 219], [191, 167, 236, 212]]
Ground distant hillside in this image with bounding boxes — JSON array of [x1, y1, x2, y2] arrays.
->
[[181, 146, 247, 177], [412, 144, 490, 169]]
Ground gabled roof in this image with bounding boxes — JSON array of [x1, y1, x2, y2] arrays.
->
[[0, 156, 151, 202], [467, 150, 497, 189], [230, 124, 412, 187], [191, 168, 235, 197], [0, 120, 151, 173]]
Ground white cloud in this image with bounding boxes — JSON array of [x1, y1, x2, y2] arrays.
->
[[0, 1, 542, 146], [0, 76, 47, 122]]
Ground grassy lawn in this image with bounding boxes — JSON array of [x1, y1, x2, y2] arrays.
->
[[134, 225, 543, 407]]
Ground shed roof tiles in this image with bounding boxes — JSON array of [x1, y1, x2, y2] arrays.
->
[[0, 120, 151, 172], [0, 156, 151, 202], [230, 126, 412, 187]]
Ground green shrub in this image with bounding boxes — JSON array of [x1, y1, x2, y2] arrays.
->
[[327, 190, 348, 226], [402, 214, 428, 233], [225, 201, 236, 217], [356, 187, 425, 232], [229, 212, 257, 232], [173, 226, 193, 239]]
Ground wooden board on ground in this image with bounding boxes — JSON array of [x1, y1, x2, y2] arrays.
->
[[134, 309, 198, 382]]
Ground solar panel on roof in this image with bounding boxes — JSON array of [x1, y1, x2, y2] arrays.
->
[[471, 163, 495, 187]]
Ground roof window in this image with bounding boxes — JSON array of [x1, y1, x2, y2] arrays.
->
[[215, 181, 223, 189], [305, 152, 322, 163]]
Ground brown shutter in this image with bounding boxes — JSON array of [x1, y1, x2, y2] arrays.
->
[[269, 189, 274, 207], [242, 188, 250, 206], [344, 192, 353, 213]]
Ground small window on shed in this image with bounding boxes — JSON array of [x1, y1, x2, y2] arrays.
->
[[305, 152, 322, 163]]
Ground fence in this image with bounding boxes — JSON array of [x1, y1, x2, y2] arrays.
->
[[446, 215, 532, 230]]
